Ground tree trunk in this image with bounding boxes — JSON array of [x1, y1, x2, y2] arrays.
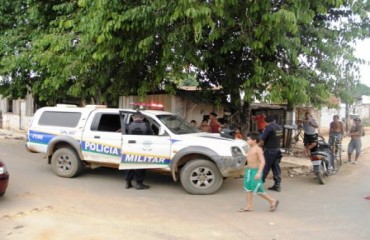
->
[[240, 102, 251, 137]]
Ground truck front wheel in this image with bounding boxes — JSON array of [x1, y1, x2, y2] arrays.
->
[[180, 159, 223, 195], [51, 148, 84, 178]]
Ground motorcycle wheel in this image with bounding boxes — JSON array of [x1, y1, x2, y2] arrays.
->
[[334, 154, 341, 171], [315, 163, 327, 185]]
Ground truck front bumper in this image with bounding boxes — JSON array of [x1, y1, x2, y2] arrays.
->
[[216, 155, 247, 178]]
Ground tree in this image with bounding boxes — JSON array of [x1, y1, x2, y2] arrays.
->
[[1, 0, 369, 130], [354, 83, 370, 97]]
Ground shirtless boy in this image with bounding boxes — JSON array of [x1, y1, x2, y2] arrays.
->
[[239, 132, 279, 212]]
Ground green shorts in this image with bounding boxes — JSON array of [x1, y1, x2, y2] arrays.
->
[[244, 168, 265, 194]]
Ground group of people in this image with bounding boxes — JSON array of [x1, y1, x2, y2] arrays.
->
[[299, 112, 364, 164], [124, 110, 364, 214], [240, 111, 365, 212], [191, 112, 222, 133], [200, 111, 364, 165], [191, 112, 282, 212], [191, 112, 244, 139]]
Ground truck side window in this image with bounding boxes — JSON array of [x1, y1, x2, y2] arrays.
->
[[93, 113, 121, 132], [39, 111, 81, 127]]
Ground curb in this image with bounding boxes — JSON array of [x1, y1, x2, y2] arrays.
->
[[0, 129, 27, 140]]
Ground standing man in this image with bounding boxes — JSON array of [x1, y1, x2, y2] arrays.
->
[[347, 118, 363, 164], [299, 112, 319, 155], [252, 114, 267, 134], [209, 112, 222, 133], [124, 111, 153, 190], [329, 115, 344, 146], [259, 116, 283, 192]]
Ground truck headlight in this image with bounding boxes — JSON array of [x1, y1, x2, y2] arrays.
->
[[231, 147, 243, 157]]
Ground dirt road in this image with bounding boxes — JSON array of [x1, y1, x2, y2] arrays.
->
[[1, 133, 370, 239]]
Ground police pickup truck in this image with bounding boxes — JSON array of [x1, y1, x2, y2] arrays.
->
[[26, 104, 248, 194]]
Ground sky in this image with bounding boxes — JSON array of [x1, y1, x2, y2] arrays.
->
[[355, 39, 370, 87]]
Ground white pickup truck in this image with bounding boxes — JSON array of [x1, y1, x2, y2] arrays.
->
[[26, 105, 248, 194]]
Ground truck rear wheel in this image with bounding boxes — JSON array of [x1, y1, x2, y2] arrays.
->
[[180, 159, 223, 195], [51, 148, 84, 178]]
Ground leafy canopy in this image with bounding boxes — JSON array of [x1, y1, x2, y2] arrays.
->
[[0, 0, 369, 111]]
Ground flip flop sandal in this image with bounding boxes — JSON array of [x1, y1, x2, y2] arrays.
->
[[238, 208, 253, 212], [270, 200, 280, 212]]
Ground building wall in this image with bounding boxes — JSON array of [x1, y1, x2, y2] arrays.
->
[[0, 94, 34, 130], [352, 104, 370, 119], [119, 94, 223, 126], [2, 113, 33, 130], [0, 95, 9, 113], [318, 106, 343, 132]]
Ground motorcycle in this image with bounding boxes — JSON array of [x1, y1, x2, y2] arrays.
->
[[309, 136, 336, 184]]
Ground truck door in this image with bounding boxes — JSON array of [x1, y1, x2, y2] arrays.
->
[[81, 111, 122, 165], [118, 111, 172, 170]]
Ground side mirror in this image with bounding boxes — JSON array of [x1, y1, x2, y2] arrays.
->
[[220, 128, 235, 139]]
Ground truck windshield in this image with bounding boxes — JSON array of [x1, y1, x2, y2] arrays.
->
[[157, 114, 200, 134]]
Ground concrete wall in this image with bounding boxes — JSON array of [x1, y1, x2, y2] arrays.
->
[[0, 94, 34, 130], [0, 97, 9, 114], [318, 106, 343, 132], [352, 104, 370, 119], [2, 113, 32, 130]]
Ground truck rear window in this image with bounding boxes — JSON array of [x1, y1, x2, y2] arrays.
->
[[38, 111, 81, 127]]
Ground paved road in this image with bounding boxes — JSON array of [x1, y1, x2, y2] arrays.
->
[[0, 137, 370, 240]]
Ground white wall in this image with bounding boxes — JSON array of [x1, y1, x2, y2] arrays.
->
[[318, 106, 343, 132], [2, 113, 32, 130], [0, 95, 9, 113]]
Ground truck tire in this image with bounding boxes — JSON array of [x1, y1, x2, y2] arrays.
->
[[180, 159, 223, 195], [51, 148, 84, 178]]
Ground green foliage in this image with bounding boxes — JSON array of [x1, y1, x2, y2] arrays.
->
[[0, 0, 369, 115], [354, 83, 370, 97]]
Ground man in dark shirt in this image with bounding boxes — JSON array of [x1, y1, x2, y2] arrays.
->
[[124, 111, 153, 190], [259, 116, 283, 192]]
